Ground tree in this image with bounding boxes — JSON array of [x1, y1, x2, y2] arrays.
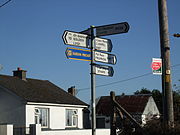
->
[[173, 80, 180, 122], [134, 87, 151, 95]]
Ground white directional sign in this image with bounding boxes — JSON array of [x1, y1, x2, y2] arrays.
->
[[94, 37, 112, 52], [93, 64, 114, 77], [62, 30, 89, 48], [94, 51, 117, 65], [96, 22, 129, 36]]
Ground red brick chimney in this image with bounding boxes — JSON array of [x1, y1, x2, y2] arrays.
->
[[13, 67, 27, 81]]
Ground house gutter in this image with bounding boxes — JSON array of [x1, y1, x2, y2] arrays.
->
[[26, 102, 88, 108]]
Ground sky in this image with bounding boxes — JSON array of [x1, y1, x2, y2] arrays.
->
[[0, 0, 180, 104]]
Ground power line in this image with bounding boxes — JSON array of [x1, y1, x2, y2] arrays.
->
[[0, 0, 12, 8], [77, 72, 152, 92], [77, 63, 180, 93], [172, 63, 180, 68]]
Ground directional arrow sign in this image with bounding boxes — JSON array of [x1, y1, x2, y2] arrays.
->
[[96, 22, 129, 36], [94, 37, 112, 52], [94, 51, 117, 65], [93, 64, 114, 77], [65, 47, 91, 61], [62, 30, 89, 48]]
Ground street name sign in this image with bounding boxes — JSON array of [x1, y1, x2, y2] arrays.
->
[[94, 37, 112, 52], [96, 22, 129, 36], [65, 47, 91, 61], [151, 58, 162, 75], [63, 31, 89, 48], [93, 64, 114, 77], [94, 51, 117, 65]]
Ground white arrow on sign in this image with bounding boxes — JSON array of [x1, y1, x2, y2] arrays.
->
[[94, 51, 117, 65], [94, 37, 112, 52], [96, 22, 129, 36], [62, 30, 89, 48], [93, 64, 114, 77]]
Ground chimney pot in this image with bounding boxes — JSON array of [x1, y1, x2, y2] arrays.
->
[[17, 67, 22, 71]]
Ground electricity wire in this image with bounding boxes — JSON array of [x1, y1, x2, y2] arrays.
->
[[0, 0, 12, 8], [77, 63, 180, 93]]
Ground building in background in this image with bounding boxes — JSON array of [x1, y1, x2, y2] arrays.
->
[[96, 94, 160, 128]]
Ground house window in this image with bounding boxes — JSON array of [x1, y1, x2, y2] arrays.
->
[[35, 108, 49, 128], [66, 109, 78, 127]]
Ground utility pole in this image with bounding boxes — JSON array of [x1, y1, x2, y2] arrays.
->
[[158, 0, 174, 128]]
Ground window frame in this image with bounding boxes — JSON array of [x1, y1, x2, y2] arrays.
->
[[65, 109, 78, 128], [34, 108, 49, 128]]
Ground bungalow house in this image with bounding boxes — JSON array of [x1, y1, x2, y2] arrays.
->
[[0, 68, 89, 131], [96, 94, 160, 128]]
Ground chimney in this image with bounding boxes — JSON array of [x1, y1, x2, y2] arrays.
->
[[68, 86, 76, 96], [13, 67, 27, 81]]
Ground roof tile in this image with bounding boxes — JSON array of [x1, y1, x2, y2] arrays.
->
[[96, 95, 151, 116], [0, 74, 87, 106]]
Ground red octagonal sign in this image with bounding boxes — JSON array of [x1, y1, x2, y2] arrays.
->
[[151, 62, 161, 70]]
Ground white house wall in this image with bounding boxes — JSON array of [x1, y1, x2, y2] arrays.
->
[[0, 87, 25, 127], [143, 97, 160, 115], [142, 97, 160, 124], [50, 107, 64, 129], [26, 104, 84, 129]]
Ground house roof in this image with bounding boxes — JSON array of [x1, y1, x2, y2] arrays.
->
[[0, 74, 88, 106], [96, 95, 151, 116]]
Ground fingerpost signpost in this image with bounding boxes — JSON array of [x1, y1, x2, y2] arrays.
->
[[62, 22, 130, 135]]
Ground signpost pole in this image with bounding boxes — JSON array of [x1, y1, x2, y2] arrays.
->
[[90, 25, 96, 135]]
